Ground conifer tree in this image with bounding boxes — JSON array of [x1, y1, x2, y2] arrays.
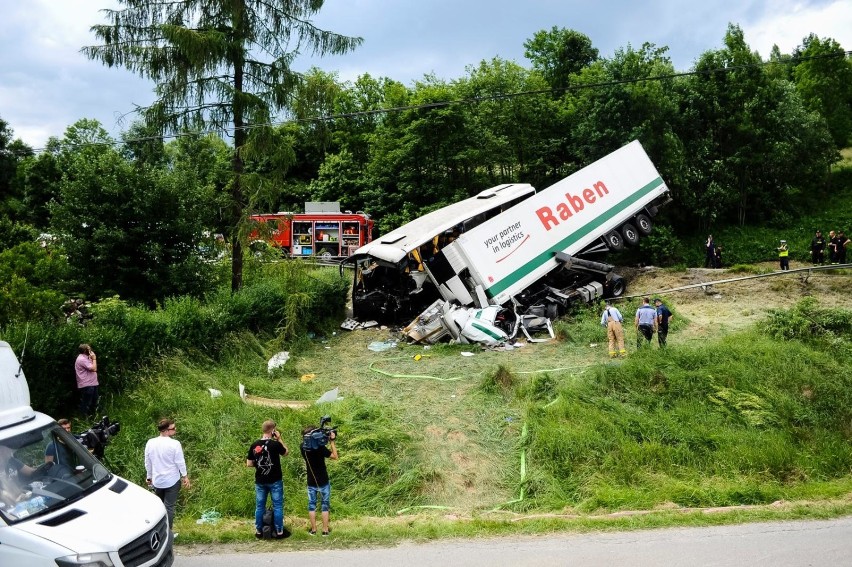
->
[[84, 1, 362, 290]]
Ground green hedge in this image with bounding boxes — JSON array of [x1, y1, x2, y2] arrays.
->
[[0, 262, 349, 417]]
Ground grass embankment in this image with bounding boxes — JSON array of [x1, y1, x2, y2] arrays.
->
[[100, 291, 852, 547]]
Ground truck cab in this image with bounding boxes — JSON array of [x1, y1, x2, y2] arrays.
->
[[0, 341, 173, 567]]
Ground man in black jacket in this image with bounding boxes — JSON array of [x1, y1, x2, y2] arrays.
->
[[810, 230, 826, 265]]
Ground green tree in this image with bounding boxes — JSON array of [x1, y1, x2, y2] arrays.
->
[[84, 0, 362, 292], [0, 117, 35, 220], [49, 120, 218, 304], [523, 27, 599, 93], [792, 34, 852, 148]]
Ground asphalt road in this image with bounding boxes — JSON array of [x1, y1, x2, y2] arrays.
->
[[174, 516, 852, 566]]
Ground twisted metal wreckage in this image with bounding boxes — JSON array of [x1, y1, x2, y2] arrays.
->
[[340, 140, 671, 347]]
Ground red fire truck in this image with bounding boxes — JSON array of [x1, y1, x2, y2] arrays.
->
[[249, 202, 374, 260]]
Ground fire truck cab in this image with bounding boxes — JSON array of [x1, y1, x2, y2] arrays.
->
[[250, 202, 374, 260]]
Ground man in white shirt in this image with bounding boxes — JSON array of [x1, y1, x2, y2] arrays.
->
[[144, 418, 190, 533]]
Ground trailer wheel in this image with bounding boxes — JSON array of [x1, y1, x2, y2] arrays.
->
[[635, 213, 653, 235], [621, 223, 640, 246], [319, 249, 334, 261], [604, 231, 624, 251]]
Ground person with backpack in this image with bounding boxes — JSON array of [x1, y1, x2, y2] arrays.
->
[[600, 299, 626, 359], [246, 420, 289, 539]]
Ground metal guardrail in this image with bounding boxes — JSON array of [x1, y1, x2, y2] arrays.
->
[[621, 263, 852, 301]]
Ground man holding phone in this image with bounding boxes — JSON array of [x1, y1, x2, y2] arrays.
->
[[74, 344, 99, 417], [246, 419, 289, 539]]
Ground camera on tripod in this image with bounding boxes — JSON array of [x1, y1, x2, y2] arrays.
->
[[75, 416, 121, 459], [301, 415, 337, 451]]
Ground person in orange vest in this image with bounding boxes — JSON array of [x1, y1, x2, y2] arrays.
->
[[600, 299, 627, 358]]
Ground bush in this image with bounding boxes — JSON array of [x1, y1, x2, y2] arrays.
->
[[0, 262, 350, 417]]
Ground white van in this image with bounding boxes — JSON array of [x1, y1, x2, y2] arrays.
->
[[0, 341, 173, 567]]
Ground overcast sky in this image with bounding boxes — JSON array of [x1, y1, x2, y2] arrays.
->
[[1, 0, 850, 149]]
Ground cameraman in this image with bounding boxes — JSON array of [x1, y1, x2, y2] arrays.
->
[[246, 420, 288, 539], [300, 425, 338, 536]]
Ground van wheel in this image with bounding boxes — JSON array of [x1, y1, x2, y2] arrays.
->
[[604, 231, 624, 251], [621, 223, 640, 246], [635, 213, 653, 235]]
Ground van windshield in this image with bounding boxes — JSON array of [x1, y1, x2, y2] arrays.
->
[[0, 422, 112, 523]]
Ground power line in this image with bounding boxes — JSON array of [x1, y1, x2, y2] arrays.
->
[[30, 49, 852, 154]]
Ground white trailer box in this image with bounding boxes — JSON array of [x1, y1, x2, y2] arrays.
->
[[436, 140, 668, 306], [0, 341, 173, 567]]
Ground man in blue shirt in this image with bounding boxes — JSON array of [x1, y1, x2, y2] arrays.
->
[[654, 298, 674, 347], [634, 297, 657, 348]]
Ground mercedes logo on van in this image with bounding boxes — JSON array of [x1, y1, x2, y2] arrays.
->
[[150, 531, 161, 551]]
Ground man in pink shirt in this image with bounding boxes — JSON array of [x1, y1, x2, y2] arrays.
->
[[75, 344, 99, 416]]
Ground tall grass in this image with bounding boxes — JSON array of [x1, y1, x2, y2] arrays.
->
[[102, 339, 426, 523], [0, 262, 349, 417], [522, 326, 852, 511]]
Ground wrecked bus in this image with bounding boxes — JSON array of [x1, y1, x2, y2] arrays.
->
[[341, 140, 669, 331]]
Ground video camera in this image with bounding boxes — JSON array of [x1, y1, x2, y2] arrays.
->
[[301, 415, 337, 451], [75, 416, 121, 459]]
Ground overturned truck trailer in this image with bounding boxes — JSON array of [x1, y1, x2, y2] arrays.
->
[[341, 140, 670, 341]]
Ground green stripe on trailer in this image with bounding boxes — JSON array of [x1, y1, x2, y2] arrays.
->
[[487, 177, 663, 298]]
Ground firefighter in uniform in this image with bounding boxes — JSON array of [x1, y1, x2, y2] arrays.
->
[[600, 299, 627, 358]]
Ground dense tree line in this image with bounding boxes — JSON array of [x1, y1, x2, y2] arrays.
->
[[0, 21, 850, 325]]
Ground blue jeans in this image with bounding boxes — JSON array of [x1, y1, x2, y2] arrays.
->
[[307, 483, 331, 512], [255, 481, 284, 533]]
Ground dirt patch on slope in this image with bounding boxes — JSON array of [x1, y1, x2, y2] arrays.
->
[[618, 262, 852, 345]]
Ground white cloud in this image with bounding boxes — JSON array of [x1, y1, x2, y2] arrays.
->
[[744, 0, 852, 56]]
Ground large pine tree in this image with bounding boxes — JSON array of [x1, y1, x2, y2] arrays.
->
[[84, 1, 362, 290]]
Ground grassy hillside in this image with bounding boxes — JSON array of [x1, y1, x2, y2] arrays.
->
[[97, 267, 852, 546]]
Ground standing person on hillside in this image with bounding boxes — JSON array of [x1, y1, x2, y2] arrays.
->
[[246, 419, 289, 540], [777, 240, 789, 271], [838, 231, 850, 264], [74, 344, 98, 417], [634, 297, 657, 349], [301, 426, 338, 536], [600, 299, 627, 359], [704, 235, 715, 268], [145, 418, 191, 536], [810, 230, 826, 265], [828, 230, 838, 264], [654, 298, 674, 347], [713, 243, 723, 269]]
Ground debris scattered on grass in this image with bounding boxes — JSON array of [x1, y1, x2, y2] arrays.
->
[[267, 351, 290, 373], [317, 387, 343, 404], [368, 340, 397, 352]]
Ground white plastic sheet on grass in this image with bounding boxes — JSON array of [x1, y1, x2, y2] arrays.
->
[[267, 351, 290, 373]]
